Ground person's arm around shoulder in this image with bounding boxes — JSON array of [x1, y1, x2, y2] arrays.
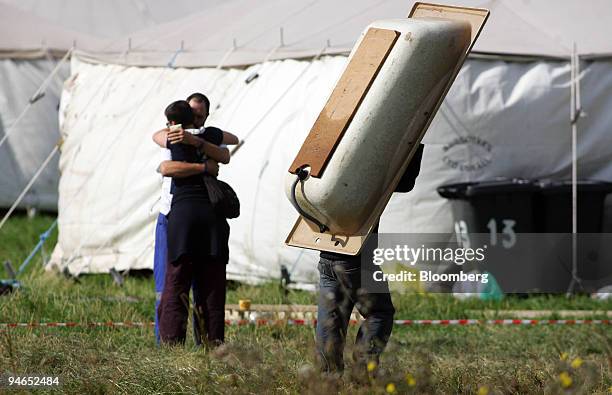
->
[[159, 158, 219, 178], [161, 126, 229, 164], [152, 128, 169, 148], [197, 126, 231, 164], [199, 140, 230, 164], [222, 131, 239, 145], [152, 126, 204, 148]]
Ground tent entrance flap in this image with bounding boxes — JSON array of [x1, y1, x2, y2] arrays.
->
[[285, 2, 490, 256]]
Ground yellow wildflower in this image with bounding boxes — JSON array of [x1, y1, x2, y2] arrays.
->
[[405, 373, 416, 387], [570, 357, 583, 369], [560, 352, 569, 361], [386, 383, 396, 393], [559, 372, 572, 388], [367, 361, 377, 372], [477, 385, 489, 395]]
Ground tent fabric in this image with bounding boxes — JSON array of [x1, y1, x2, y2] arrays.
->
[[0, 0, 230, 57], [0, 1, 225, 211], [382, 58, 612, 233], [50, 54, 612, 286], [0, 3, 91, 212], [49, 56, 344, 284], [74, 0, 612, 68], [0, 0, 226, 40], [0, 58, 69, 210], [0, 3, 104, 58]]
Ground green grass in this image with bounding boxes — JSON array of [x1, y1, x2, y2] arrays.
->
[[0, 213, 58, 278], [0, 215, 611, 393]]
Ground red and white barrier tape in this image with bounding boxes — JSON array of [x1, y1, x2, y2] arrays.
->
[[393, 319, 611, 326], [0, 319, 609, 329], [0, 321, 154, 329]]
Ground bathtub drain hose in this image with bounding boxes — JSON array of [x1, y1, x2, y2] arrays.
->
[[290, 169, 329, 233]]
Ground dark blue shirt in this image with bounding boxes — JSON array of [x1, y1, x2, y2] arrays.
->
[[168, 126, 224, 196]]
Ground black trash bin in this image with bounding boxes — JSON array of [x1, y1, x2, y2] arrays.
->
[[437, 178, 612, 293], [534, 180, 612, 290], [535, 180, 612, 232], [437, 179, 552, 293], [437, 178, 538, 234]]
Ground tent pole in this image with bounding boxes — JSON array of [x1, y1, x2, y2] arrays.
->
[[566, 43, 582, 296]]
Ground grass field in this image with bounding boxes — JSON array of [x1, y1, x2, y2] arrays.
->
[[1, 215, 611, 394]]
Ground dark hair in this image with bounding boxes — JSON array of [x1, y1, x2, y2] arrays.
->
[[164, 100, 194, 125], [186, 92, 210, 111]]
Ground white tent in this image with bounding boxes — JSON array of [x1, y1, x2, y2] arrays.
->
[[0, 0, 226, 40], [0, 3, 101, 211], [0, 1, 232, 211], [48, 0, 612, 287], [74, 0, 612, 67]]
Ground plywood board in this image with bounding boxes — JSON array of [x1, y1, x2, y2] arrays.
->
[[285, 216, 368, 255], [288, 28, 399, 178], [286, 3, 489, 255], [409, 2, 489, 52]]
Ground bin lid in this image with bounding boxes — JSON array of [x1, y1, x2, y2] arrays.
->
[[536, 179, 612, 195], [437, 178, 536, 199]]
